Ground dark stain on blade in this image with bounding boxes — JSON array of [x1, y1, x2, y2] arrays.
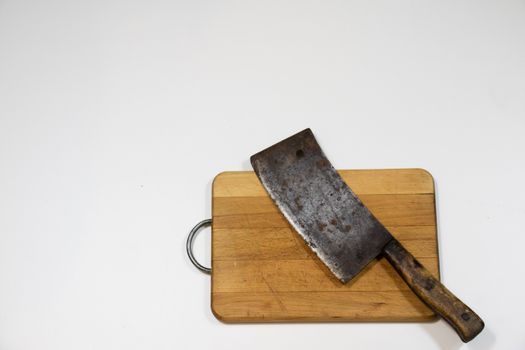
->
[[250, 128, 393, 283]]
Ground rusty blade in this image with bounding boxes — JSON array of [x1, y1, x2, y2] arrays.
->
[[250, 129, 393, 283]]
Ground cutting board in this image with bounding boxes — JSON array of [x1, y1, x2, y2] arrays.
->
[[211, 169, 439, 322]]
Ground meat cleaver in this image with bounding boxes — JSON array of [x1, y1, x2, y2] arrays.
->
[[250, 128, 484, 342]]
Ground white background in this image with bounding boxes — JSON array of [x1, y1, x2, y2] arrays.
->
[[1, 0, 524, 349]]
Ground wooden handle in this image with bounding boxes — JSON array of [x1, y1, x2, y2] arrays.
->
[[383, 239, 484, 342]]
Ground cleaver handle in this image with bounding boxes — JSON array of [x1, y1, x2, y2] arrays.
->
[[383, 238, 484, 342]]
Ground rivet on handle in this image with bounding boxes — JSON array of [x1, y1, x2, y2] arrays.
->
[[186, 219, 212, 274]]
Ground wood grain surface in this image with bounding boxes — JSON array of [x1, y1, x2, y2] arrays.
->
[[211, 169, 439, 322]]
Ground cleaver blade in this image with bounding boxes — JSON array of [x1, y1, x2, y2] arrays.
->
[[251, 128, 390, 283], [250, 128, 484, 342]]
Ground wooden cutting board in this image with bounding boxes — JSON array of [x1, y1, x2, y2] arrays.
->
[[211, 169, 439, 322]]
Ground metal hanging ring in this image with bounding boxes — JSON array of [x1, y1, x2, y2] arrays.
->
[[186, 219, 212, 274]]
